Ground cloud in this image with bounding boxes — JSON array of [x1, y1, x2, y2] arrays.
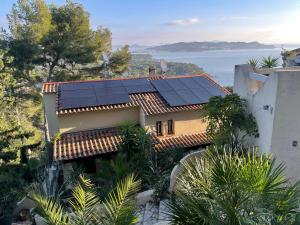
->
[[164, 17, 202, 26]]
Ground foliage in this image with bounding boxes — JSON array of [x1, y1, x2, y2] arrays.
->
[[95, 122, 184, 198], [0, 48, 43, 218], [5, 0, 131, 82], [31, 174, 141, 225], [108, 45, 131, 75], [167, 147, 300, 225], [260, 56, 279, 68], [203, 94, 258, 149], [247, 58, 259, 69]]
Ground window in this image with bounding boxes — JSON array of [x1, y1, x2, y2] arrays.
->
[[156, 121, 162, 136], [167, 120, 174, 134]]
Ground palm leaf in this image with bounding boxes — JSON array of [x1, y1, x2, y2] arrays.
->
[[31, 193, 69, 225], [99, 174, 141, 225], [69, 175, 100, 225]]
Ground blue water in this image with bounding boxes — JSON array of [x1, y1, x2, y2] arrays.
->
[[150, 48, 291, 86]]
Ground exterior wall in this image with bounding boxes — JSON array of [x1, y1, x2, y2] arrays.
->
[[233, 64, 278, 152], [58, 107, 140, 133], [144, 110, 207, 136], [43, 93, 59, 139], [234, 65, 300, 181], [270, 71, 300, 181]]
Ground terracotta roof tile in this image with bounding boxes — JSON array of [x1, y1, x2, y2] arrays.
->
[[54, 128, 211, 161]]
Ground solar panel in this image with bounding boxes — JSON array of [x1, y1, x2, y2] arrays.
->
[[60, 83, 93, 91], [180, 77, 201, 89], [104, 80, 123, 87], [151, 80, 173, 92], [166, 79, 186, 90], [159, 90, 186, 106], [122, 79, 149, 86], [60, 89, 95, 99], [60, 96, 98, 109], [177, 89, 201, 104], [125, 85, 156, 94], [96, 93, 129, 105], [151, 76, 225, 107]]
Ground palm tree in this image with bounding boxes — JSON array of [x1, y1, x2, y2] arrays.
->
[[247, 58, 259, 69], [167, 147, 300, 225], [260, 56, 279, 68], [31, 174, 140, 225]]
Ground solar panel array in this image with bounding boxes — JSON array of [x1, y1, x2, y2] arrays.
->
[[58, 76, 225, 109], [150, 77, 225, 107], [59, 79, 156, 109]]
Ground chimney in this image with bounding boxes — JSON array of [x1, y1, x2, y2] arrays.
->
[[149, 67, 156, 77]]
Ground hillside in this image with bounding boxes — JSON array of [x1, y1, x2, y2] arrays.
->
[[128, 53, 204, 76], [147, 41, 275, 52]]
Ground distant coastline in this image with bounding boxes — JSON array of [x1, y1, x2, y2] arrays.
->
[[146, 41, 275, 52]]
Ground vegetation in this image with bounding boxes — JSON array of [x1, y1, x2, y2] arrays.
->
[[128, 53, 204, 77], [167, 147, 300, 225], [94, 121, 184, 199], [3, 0, 131, 82], [203, 94, 258, 149], [247, 58, 259, 69], [32, 174, 141, 225], [0, 48, 44, 223], [247, 56, 279, 69], [260, 56, 279, 68]]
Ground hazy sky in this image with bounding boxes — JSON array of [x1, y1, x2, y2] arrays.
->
[[1, 0, 300, 45]]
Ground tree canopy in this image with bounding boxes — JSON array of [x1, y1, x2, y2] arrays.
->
[[4, 0, 131, 82], [203, 94, 258, 149]]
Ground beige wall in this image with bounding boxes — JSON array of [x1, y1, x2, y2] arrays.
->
[[43, 93, 59, 139], [144, 110, 207, 136], [59, 107, 140, 133]]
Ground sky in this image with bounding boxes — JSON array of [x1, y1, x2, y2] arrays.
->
[[1, 0, 300, 46]]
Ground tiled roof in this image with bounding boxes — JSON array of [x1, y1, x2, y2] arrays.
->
[[153, 133, 211, 151], [53, 128, 211, 161], [43, 74, 227, 116]]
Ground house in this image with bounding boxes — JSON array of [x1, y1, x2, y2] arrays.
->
[[42, 74, 227, 177], [282, 48, 300, 67], [233, 64, 300, 181]]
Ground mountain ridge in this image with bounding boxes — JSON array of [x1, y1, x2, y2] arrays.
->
[[147, 41, 275, 52]]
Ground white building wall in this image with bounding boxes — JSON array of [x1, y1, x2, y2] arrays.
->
[[270, 71, 300, 181], [43, 93, 59, 139], [233, 64, 278, 152], [234, 65, 300, 181]]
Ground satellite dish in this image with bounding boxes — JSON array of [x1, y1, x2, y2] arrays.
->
[[295, 54, 300, 64], [160, 59, 168, 74]]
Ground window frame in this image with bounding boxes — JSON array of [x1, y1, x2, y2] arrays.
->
[[167, 119, 174, 135], [156, 121, 162, 136]]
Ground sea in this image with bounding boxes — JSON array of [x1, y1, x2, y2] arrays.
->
[[149, 47, 299, 87]]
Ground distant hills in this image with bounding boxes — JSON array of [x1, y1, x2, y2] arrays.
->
[[147, 41, 275, 52]]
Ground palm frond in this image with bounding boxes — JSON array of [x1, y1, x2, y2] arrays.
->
[[31, 193, 69, 225], [69, 175, 99, 225], [100, 174, 141, 225], [260, 56, 279, 68], [247, 58, 259, 69]]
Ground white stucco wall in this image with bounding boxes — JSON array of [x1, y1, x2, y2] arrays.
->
[[43, 93, 59, 139], [270, 71, 300, 181], [233, 64, 277, 152], [234, 65, 300, 181]]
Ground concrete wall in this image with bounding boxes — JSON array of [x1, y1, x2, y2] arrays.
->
[[43, 93, 59, 139], [270, 71, 300, 181], [58, 107, 140, 133], [233, 64, 278, 152], [234, 65, 300, 181], [144, 110, 207, 136]]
